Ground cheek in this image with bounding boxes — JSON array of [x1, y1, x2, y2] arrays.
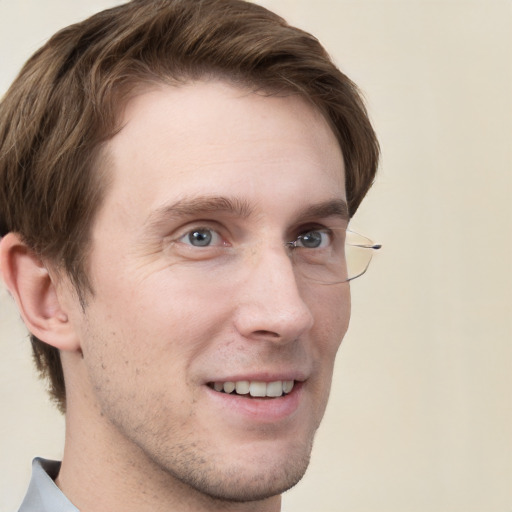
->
[[309, 284, 350, 355], [306, 286, 350, 420], [308, 285, 349, 408], [82, 274, 233, 379]]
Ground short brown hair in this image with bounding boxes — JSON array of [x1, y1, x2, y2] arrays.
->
[[0, 0, 379, 411]]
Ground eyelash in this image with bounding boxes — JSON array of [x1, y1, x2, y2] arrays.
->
[[293, 228, 332, 249], [172, 223, 334, 248], [177, 226, 226, 248]]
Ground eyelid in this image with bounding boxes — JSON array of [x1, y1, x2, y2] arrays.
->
[[291, 222, 335, 239], [169, 222, 231, 246], [179, 227, 223, 247], [295, 228, 331, 246]]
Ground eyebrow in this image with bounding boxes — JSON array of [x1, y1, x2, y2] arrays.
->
[[144, 196, 254, 230], [144, 195, 349, 232], [297, 198, 349, 222]]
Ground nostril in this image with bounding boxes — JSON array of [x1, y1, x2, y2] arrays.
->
[[252, 330, 280, 338]]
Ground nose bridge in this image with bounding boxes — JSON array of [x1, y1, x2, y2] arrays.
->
[[234, 242, 314, 341]]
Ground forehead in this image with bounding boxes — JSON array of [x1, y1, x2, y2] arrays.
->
[[97, 80, 346, 228]]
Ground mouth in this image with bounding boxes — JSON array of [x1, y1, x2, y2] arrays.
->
[[205, 378, 304, 422], [207, 380, 295, 398]]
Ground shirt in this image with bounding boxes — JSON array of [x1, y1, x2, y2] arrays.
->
[[18, 458, 78, 512]]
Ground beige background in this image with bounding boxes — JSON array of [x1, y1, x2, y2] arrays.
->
[[1, 0, 511, 511]]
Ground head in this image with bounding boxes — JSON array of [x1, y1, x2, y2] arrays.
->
[[0, 0, 378, 505]]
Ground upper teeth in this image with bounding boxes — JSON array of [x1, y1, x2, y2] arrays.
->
[[212, 380, 294, 397]]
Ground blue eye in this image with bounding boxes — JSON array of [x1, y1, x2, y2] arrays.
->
[[180, 228, 222, 247], [296, 229, 330, 249]]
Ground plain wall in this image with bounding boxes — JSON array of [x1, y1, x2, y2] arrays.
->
[[1, 1, 511, 511]]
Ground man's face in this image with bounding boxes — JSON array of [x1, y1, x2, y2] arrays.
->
[[66, 81, 349, 501]]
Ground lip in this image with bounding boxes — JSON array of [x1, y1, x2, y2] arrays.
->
[[204, 379, 304, 423], [205, 369, 308, 384]]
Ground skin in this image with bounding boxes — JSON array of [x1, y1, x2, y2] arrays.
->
[[31, 81, 350, 512]]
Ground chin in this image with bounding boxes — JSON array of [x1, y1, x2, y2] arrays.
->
[[179, 449, 312, 503], [150, 435, 314, 504]]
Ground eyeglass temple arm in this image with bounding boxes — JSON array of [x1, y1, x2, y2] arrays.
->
[[350, 243, 382, 250]]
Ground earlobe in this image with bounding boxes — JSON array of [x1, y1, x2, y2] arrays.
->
[[0, 233, 80, 352]]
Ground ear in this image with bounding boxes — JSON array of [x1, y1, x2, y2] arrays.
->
[[0, 233, 80, 352]]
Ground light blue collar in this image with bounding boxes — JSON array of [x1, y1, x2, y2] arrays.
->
[[18, 458, 79, 512]]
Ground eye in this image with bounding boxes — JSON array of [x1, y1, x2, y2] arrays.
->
[[179, 228, 223, 247], [295, 229, 331, 249]]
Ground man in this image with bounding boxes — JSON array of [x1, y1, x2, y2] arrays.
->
[[0, 0, 379, 511]]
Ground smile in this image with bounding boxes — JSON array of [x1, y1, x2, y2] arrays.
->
[[208, 380, 295, 397]]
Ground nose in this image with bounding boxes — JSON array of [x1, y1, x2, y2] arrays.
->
[[233, 246, 314, 343]]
